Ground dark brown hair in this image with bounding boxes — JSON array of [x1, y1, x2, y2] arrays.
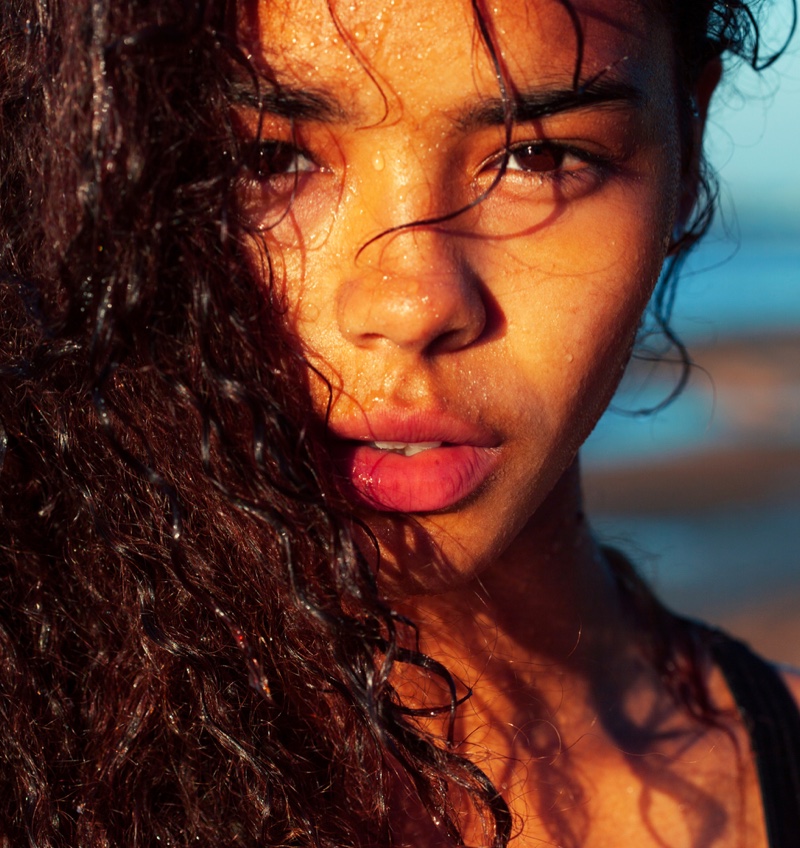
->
[[0, 1, 792, 845]]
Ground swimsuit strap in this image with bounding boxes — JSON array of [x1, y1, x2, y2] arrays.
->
[[709, 632, 800, 848]]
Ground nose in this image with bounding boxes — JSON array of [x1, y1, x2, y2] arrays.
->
[[336, 227, 487, 355]]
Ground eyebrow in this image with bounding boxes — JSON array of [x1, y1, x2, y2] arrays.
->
[[455, 77, 645, 129], [229, 75, 643, 126], [228, 80, 344, 121]]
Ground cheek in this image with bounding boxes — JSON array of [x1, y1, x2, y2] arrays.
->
[[487, 184, 675, 422], [242, 231, 332, 359], [494, 203, 668, 340]]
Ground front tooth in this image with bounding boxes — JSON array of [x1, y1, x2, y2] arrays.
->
[[402, 442, 442, 456], [371, 441, 442, 455]]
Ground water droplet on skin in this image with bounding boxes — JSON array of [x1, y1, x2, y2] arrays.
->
[[373, 151, 385, 171]]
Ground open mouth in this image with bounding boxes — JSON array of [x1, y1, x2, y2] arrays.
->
[[366, 440, 443, 457], [333, 439, 499, 513], [327, 410, 501, 513]]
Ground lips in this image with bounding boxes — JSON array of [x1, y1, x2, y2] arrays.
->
[[329, 411, 500, 513]]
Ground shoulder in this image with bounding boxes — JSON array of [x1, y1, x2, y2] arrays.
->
[[704, 627, 800, 716]]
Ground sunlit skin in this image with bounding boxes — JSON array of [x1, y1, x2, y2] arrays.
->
[[236, 0, 779, 844], [237, 0, 678, 586]]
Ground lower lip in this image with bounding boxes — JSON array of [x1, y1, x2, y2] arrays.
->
[[335, 443, 500, 513]]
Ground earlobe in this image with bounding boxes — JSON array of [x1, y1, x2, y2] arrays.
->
[[674, 57, 723, 242]]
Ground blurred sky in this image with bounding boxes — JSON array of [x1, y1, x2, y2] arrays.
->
[[705, 11, 800, 234]]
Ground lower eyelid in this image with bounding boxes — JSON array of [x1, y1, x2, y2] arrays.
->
[[253, 171, 311, 197], [509, 168, 597, 189], [476, 158, 608, 201]]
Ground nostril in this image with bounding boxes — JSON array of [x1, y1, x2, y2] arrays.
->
[[430, 324, 481, 355]]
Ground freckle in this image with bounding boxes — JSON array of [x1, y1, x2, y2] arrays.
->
[[565, 353, 574, 363], [373, 151, 385, 171]]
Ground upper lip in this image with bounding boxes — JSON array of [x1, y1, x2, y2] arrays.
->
[[327, 408, 499, 448]]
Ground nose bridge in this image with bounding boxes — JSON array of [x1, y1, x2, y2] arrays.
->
[[370, 223, 452, 289], [333, 133, 486, 355], [359, 133, 439, 230]]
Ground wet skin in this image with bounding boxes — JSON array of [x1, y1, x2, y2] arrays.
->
[[237, 0, 683, 594], [234, 2, 780, 845]]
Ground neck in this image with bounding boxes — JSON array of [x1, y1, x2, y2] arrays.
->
[[388, 461, 720, 846], [393, 460, 664, 750]]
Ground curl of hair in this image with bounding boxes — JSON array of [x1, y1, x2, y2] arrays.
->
[[643, 0, 797, 405], [0, 0, 792, 846], [0, 2, 510, 844]]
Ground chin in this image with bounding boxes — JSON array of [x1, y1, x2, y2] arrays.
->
[[353, 507, 509, 601]]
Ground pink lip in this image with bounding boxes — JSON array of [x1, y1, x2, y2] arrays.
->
[[329, 410, 500, 513]]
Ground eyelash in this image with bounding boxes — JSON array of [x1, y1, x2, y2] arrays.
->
[[481, 140, 608, 187], [240, 137, 610, 197]]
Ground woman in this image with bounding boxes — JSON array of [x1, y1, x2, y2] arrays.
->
[[0, 0, 797, 846]]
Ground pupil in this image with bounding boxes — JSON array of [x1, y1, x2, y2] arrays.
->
[[514, 143, 560, 171]]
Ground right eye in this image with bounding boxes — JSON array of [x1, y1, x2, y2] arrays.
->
[[242, 140, 317, 184]]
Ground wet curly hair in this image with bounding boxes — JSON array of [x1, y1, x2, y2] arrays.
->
[[0, 0, 793, 846]]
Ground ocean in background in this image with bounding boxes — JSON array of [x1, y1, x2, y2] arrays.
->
[[584, 233, 800, 465]]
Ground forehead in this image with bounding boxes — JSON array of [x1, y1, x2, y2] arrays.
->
[[240, 0, 673, 123]]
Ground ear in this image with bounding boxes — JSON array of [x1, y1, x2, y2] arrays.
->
[[675, 57, 723, 235]]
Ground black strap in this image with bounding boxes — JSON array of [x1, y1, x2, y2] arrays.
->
[[710, 633, 800, 848]]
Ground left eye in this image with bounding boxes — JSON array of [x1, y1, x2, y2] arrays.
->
[[479, 140, 595, 180], [504, 142, 566, 173], [243, 140, 316, 181]]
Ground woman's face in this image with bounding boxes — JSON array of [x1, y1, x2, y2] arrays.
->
[[237, 0, 683, 591]]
